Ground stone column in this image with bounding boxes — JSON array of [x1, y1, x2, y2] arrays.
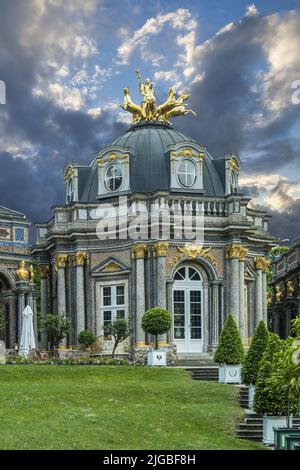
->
[[40, 266, 49, 348], [18, 292, 25, 345], [55, 254, 68, 346], [8, 298, 15, 348], [211, 282, 220, 348], [262, 271, 268, 325], [255, 257, 269, 327], [132, 244, 147, 347], [226, 245, 244, 329], [74, 252, 87, 339], [239, 259, 246, 342], [55, 255, 68, 315], [154, 241, 169, 347]]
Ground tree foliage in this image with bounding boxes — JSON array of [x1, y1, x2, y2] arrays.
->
[[40, 314, 71, 351], [242, 321, 269, 386], [104, 317, 131, 358], [142, 307, 171, 349], [213, 314, 245, 365], [254, 332, 300, 416]]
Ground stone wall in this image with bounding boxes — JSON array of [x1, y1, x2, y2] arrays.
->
[[129, 343, 178, 366]]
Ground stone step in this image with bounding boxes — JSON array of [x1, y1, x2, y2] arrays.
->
[[238, 423, 262, 431], [186, 367, 219, 381]]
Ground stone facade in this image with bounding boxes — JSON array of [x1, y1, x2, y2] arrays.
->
[[269, 239, 300, 338], [32, 121, 276, 359], [0, 206, 35, 348]]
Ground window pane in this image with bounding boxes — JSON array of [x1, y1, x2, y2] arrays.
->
[[174, 267, 185, 280], [103, 287, 111, 306], [105, 164, 123, 191], [190, 327, 201, 339], [174, 327, 185, 339], [178, 160, 196, 188], [189, 268, 200, 280], [116, 285, 125, 305], [116, 310, 125, 319]]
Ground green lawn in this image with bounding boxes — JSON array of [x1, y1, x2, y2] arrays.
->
[[0, 366, 263, 450]]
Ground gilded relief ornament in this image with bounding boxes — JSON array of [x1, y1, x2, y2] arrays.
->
[[16, 261, 29, 281], [172, 244, 217, 267], [287, 280, 295, 297], [132, 244, 147, 259], [255, 256, 270, 272], [40, 265, 49, 279], [226, 244, 248, 261], [228, 157, 240, 174], [267, 290, 273, 306], [102, 262, 121, 272], [74, 252, 88, 266], [275, 285, 284, 302], [29, 265, 35, 283], [121, 69, 196, 124], [54, 254, 68, 271], [154, 242, 169, 257]]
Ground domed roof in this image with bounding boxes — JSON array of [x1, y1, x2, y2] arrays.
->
[[79, 121, 225, 201]]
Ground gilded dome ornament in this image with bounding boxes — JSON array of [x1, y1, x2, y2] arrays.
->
[[120, 69, 196, 124]]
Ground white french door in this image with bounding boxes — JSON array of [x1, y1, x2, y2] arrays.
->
[[172, 267, 203, 353]]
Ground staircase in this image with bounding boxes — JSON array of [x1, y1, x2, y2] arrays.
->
[[236, 413, 263, 441], [239, 386, 249, 409], [185, 367, 219, 381]]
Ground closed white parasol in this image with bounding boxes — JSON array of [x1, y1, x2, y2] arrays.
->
[[19, 305, 36, 357]]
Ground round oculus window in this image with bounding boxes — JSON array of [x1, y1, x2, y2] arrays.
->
[[178, 159, 196, 188], [105, 163, 123, 191]]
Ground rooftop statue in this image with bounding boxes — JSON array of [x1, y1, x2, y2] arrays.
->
[[121, 69, 196, 124]]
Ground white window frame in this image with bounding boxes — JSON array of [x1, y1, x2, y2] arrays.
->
[[177, 159, 197, 188], [96, 279, 128, 339]]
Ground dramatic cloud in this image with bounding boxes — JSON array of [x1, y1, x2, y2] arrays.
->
[[0, 1, 299, 243]]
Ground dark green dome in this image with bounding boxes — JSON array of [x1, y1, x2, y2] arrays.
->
[[80, 121, 225, 201]]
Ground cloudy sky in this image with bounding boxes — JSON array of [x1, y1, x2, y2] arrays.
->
[[0, 0, 300, 242]]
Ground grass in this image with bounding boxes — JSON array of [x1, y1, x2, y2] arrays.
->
[[0, 365, 264, 450]]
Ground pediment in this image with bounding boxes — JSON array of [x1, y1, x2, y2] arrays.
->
[[91, 257, 130, 275]]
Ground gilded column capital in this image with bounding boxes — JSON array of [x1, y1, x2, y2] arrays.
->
[[226, 244, 248, 261], [55, 254, 68, 270], [254, 256, 269, 272], [39, 265, 49, 279], [132, 244, 147, 260], [74, 251, 88, 266], [153, 241, 169, 257]]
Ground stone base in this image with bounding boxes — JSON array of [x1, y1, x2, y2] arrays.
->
[[129, 343, 177, 366]]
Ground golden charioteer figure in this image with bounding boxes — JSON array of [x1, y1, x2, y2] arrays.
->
[[120, 69, 196, 124]]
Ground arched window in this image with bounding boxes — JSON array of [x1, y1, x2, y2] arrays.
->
[[178, 159, 196, 188], [105, 163, 123, 191], [173, 265, 203, 353]]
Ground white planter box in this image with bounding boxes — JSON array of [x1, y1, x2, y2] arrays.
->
[[249, 384, 255, 410], [263, 416, 288, 445], [218, 364, 241, 384], [147, 350, 167, 367]]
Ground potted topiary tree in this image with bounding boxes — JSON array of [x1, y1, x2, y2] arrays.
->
[[214, 314, 245, 384], [242, 320, 269, 408], [253, 332, 300, 445], [142, 307, 171, 366], [78, 330, 97, 351]]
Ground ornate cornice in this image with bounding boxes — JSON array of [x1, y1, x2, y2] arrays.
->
[[226, 244, 248, 261], [153, 241, 169, 257], [170, 147, 205, 160], [254, 256, 269, 272], [132, 244, 147, 259]]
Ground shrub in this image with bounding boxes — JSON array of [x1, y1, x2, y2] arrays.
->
[[242, 321, 269, 386], [214, 314, 244, 365], [142, 307, 171, 349], [77, 330, 97, 349], [254, 332, 300, 416], [104, 317, 131, 358]]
